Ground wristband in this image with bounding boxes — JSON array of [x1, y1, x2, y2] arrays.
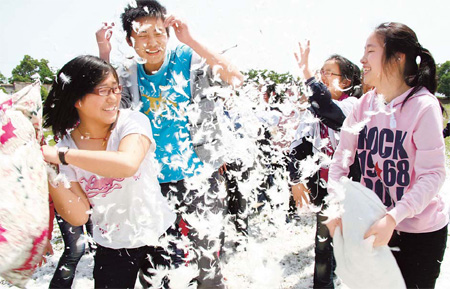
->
[[58, 146, 69, 165]]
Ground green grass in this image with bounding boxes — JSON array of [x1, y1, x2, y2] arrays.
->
[[440, 98, 450, 161], [43, 128, 56, 146]]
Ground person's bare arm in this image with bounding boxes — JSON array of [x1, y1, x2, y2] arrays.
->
[[165, 15, 244, 88], [42, 133, 151, 178], [49, 181, 90, 227]]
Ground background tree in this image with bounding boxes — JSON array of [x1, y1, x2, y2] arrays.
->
[[0, 71, 6, 84], [9, 55, 55, 84], [246, 69, 299, 85], [244, 69, 303, 103], [0, 71, 6, 93], [41, 86, 49, 101], [437, 61, 450, 97]]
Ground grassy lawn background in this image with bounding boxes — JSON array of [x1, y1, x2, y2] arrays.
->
[[441, 98, 450, 160], [43, 128, 55, 146]]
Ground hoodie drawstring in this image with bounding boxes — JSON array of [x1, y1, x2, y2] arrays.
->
[[389, 101, 397, 129]]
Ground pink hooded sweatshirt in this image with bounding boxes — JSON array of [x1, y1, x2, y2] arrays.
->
[[329, 86, 448, 233]]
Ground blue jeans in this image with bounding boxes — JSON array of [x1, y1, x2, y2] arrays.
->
[[49, 213, 93, 289]]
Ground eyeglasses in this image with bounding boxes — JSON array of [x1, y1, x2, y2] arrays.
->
[[320, 70, 342, 77], [92, 85, 122, 96]]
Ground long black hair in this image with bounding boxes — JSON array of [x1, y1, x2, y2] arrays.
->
[[374, 22, 437, 107], [326, 54, 362, 98], [43, 55, 119, 139]]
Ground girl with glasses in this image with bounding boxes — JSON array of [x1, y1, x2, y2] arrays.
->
[[289, 41, 362, 288], [42, 55, 177, 288]]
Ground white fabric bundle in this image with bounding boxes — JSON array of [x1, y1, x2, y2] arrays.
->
[[0, 82, 49, 288], [332, 178, 405, 289]]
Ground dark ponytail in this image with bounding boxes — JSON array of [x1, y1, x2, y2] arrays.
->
[[349, 62, 363, 98], [412, 47, 437, 93]]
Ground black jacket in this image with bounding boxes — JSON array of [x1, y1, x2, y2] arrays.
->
[[288, 78, 360, 206]]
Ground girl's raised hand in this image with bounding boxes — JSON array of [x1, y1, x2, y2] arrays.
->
[[96, 22, 114, 61], [294, 40, 313, 79], [294, 40, 310, 70]]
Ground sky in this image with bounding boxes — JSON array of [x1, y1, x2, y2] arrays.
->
[[1, 0, 450, 79]]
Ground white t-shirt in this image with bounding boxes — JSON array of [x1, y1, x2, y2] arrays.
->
[[57, 109, 176, 249]]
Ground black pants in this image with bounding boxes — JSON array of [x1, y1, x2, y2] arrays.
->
[[138, 226, 184, 289], [94, 244, 172, 289], [314, 213, 335, 289], [308, 176, 335, 289], [224, 161, 249, 237], [158, 172, 226, 289], [49, 213, 94, 289], [389, 225, 448, 289]]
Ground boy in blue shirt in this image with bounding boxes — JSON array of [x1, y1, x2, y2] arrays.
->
[[97, 1, 243, 288]]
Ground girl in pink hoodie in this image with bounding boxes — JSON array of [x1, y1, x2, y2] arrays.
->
[[328, 22, 448, 288]]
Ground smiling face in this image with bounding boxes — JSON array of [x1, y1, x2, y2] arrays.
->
[[320, 59, 346, 100], [76, 73, 121, 126], [360, 32, 385, 89], [128, 16, 168, 74]]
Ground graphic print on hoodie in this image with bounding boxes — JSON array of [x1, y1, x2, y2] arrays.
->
[[357, 124, 409, 207]]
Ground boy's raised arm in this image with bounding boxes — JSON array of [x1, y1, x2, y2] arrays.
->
[[164, 15, 244, 88]]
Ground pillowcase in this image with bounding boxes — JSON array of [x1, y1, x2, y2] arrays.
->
[[332, 178, 405, 289], [0, 81, 49, 288]]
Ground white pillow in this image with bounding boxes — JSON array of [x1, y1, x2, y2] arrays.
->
[[332, 178, 405, 289], [0, 81, 49, 288]]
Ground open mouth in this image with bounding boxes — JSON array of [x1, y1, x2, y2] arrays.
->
[[145, 48, 161, 54], [104, 106, 117, 112]]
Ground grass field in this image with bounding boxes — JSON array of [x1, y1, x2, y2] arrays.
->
[[43, 128, 55, 146], [440, 98, 450, 159]]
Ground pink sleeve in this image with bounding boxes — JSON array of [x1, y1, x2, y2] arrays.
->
[[387, 103, 446, 224]]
